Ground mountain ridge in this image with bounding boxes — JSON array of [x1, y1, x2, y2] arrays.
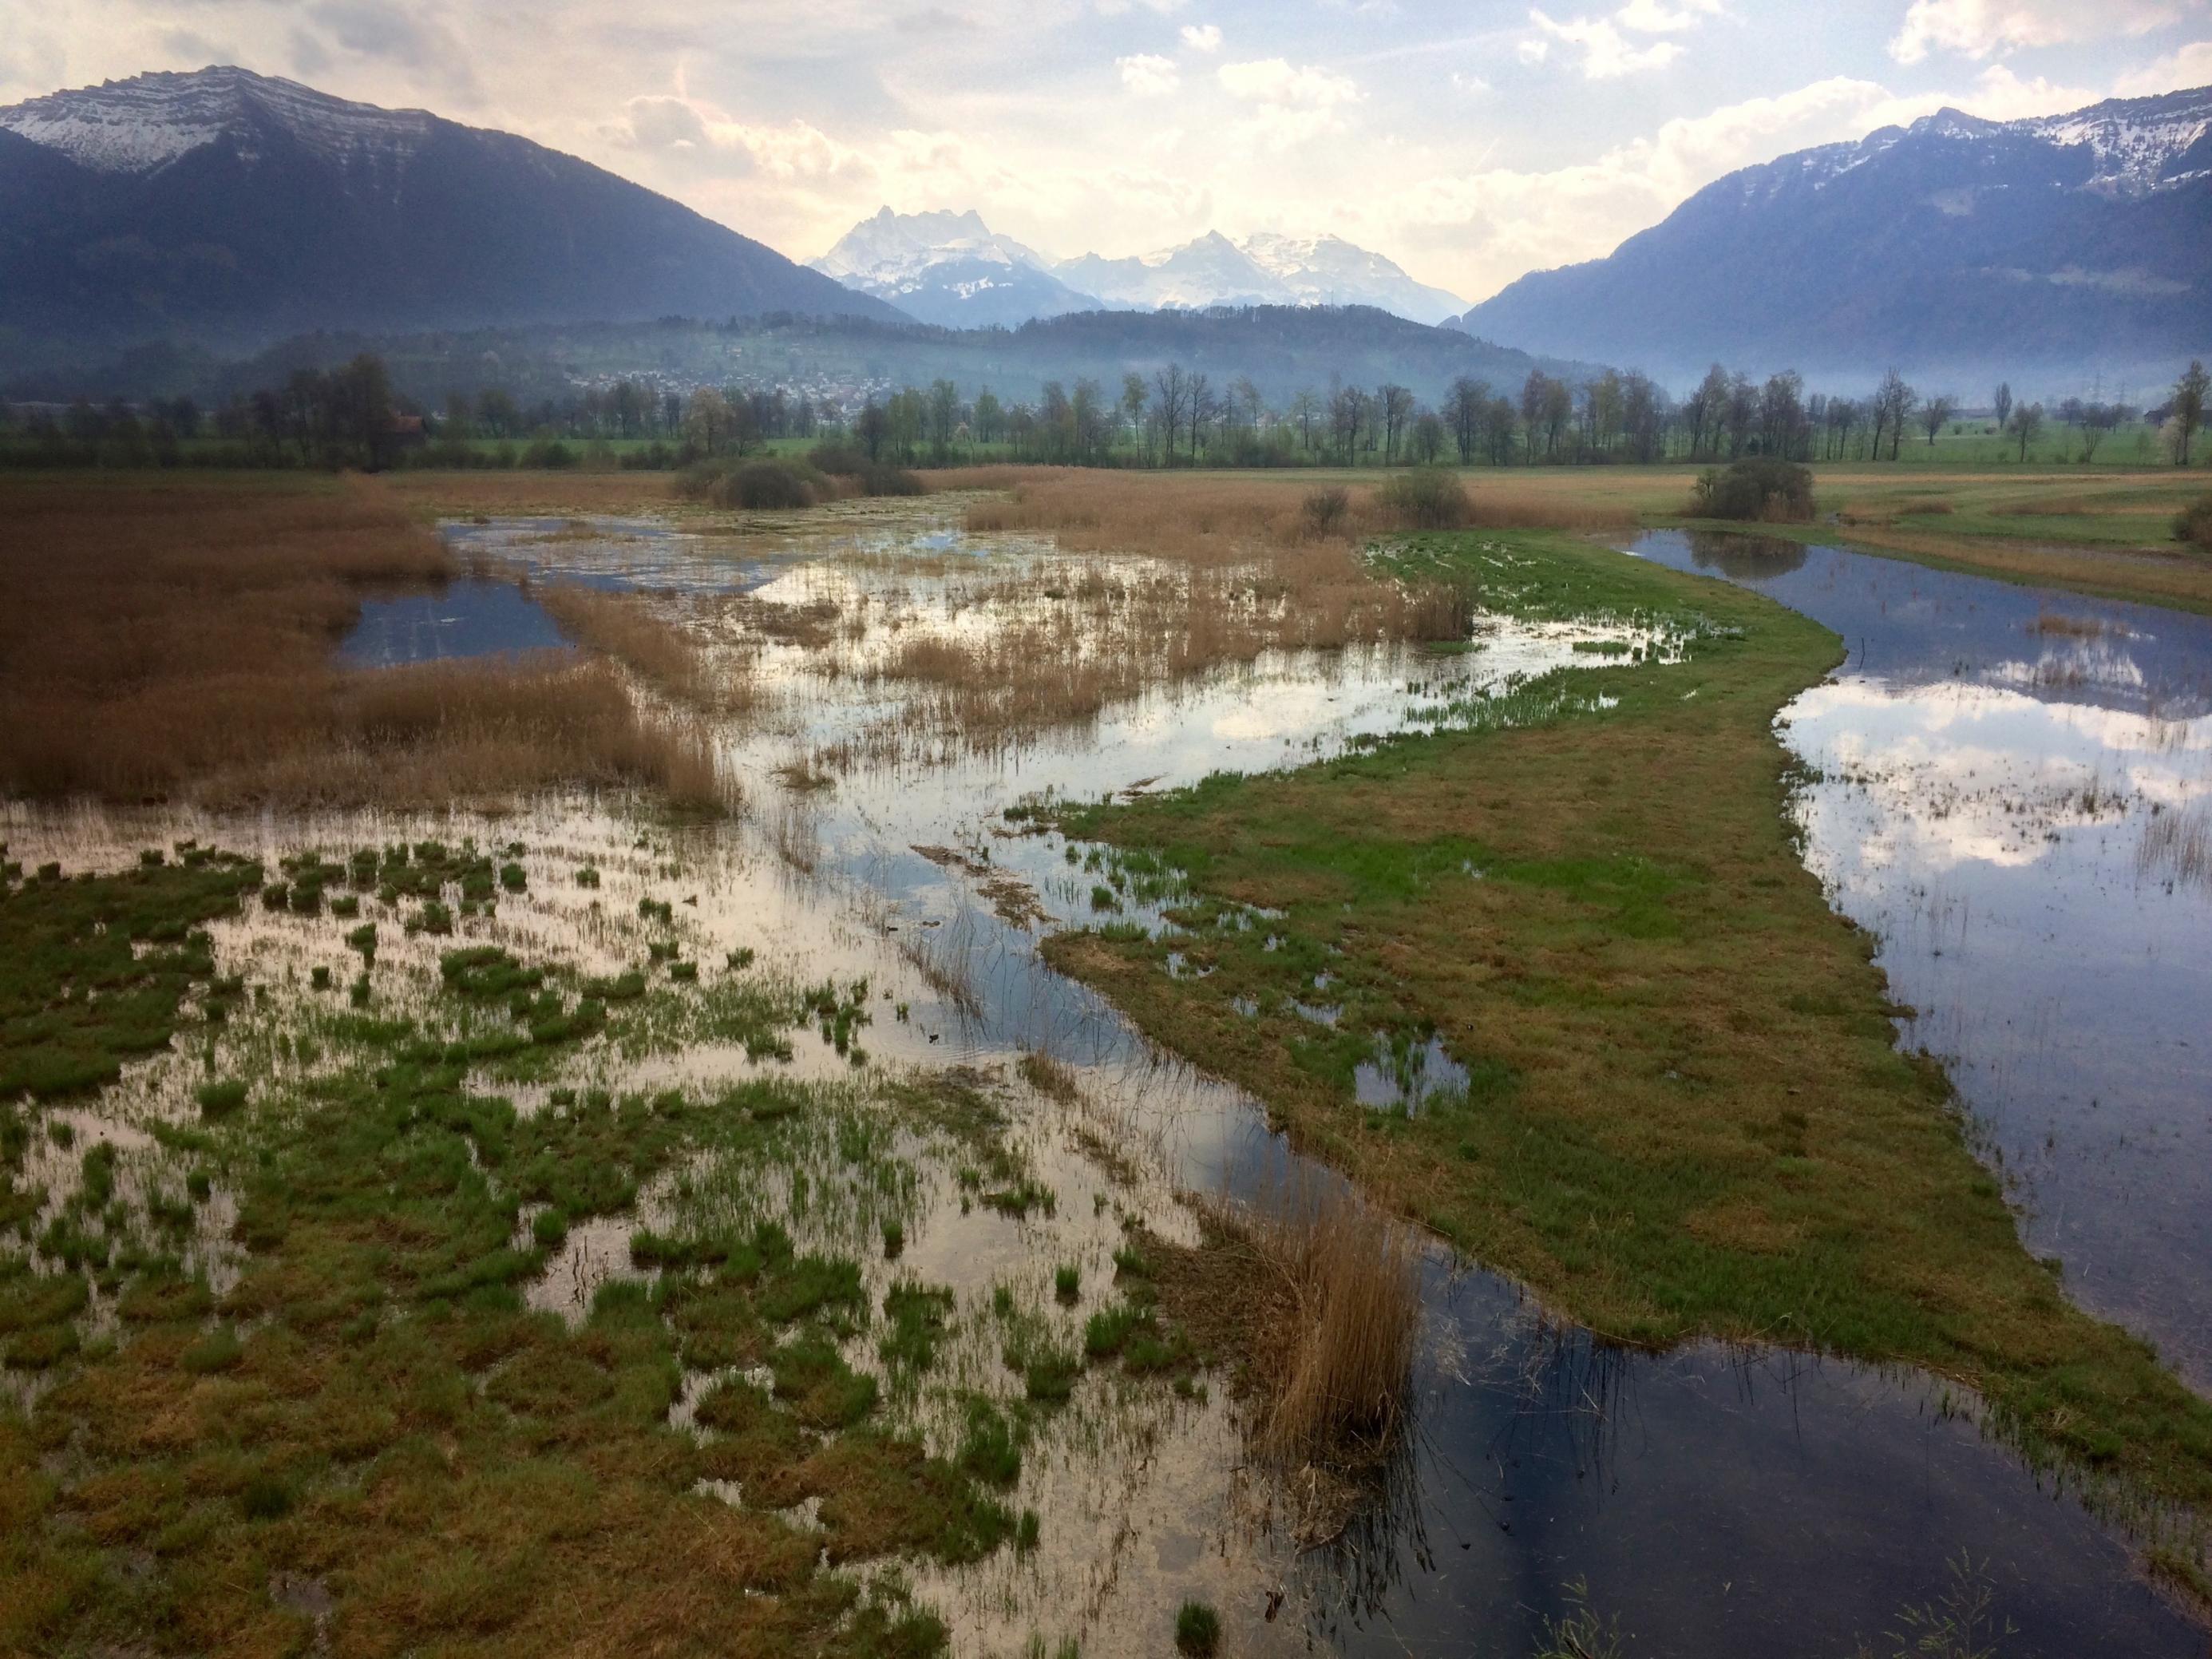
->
[[0, 65, 906, 374], [1454, 85, 2212, 388], [811, 208, 1468, 327]]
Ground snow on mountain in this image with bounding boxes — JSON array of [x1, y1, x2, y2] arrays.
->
[[1240, 232, 1466, 324], [813, 206, 1047, 284], [2024, 86, 2212, 195], [0, 65, 906, 362], [813, 209, 1468, 325], [1783, 86, 2212, 200], [1055, 231, 1286, 310], [0, 65, 434, 176], [1455, 82, 2212, 386]]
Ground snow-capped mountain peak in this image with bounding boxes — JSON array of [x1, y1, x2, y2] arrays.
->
[[2023, 86, 2212, 195], [812, 205, 1046, 283], [0, 65, 435, 176]]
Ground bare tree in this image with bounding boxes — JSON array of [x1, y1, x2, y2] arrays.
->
[[1378, 383, 1414, 464], [1519, 372, 1549, 464], [1152, 364, 1188, 465], [1121, 372, 1148, 459], [2171, 360, 2208, 466], [1185, 371, 1214, 462], [1872, 370, 1916, 461], [1920, 394, 1957, 448], [1446, 376, 1487, 464], [2009, 400, 2044, 462]]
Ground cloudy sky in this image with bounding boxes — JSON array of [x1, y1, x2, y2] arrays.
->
[[5, 0, 2209, 303]]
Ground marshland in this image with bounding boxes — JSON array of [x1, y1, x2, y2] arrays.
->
[[5, 457, 2212, 1658]]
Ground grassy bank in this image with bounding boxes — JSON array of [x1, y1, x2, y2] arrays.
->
[[1043, 529, 2212, 1515]]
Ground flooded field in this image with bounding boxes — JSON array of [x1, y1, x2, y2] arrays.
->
[[1632, 530, 2212, 1390], [7, 504, 2208, 1655]]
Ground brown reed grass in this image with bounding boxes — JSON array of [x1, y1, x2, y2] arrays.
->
[[536, 582, 758, 715], [1154, 1174, 1422, 1468], [0, 476, 725, 810], [1240, 1178, 1423, 1462]]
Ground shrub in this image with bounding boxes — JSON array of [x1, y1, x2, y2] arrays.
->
[[715, 459, 823, 510], [857, 464, 926, 497], [1693, 457, 1815, 524], [2175, 494, 2212, 552], [1375, 467, 1471, 529], [196, 1079, 248, 1118], [1174, 1601, 1221, 1657], [1303, 485, 1350, 535], [808, 441, 867, 476]]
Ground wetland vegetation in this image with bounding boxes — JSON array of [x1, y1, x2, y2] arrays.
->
[[3, 457, 2210, 1653]]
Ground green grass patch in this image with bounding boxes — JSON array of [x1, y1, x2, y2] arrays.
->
[[1047, 526, 2212, 1516]]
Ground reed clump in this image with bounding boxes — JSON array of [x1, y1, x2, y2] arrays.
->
[[0, 476, 726, 810], [1242, 1178, 1422, 1462], [1154, 1176, 1420, 1467]]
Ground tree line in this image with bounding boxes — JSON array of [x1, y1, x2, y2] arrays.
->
[[6, 353, 2206, 474], [825, 359, 2210, 472]]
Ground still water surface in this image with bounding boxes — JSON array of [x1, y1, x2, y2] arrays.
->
[[1631, 529, 2212, 1391]]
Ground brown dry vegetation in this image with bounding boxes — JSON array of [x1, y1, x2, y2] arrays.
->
[[769, 468, 1557, 767], [0, 477, 725, 811], [381, 469, 683, 518], [1135, 1179, 1420, 1538], [536, 582, 759, 716]]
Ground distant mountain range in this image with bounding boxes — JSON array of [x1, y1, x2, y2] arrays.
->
[[0, 66, 901, 373], [811, 209, 1468, 327], [1455, 86, 2212, 389]]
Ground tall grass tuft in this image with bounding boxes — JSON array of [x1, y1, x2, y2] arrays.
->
[[1237, 1175, 1422, 1463]]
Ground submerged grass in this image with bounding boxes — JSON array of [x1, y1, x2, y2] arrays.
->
[[0, 850, 1039, 1654], [1045, 527, 2212, 1517]]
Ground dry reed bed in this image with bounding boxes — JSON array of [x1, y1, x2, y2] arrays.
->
[[0, 477, 726, 812], [536, 581, 762, 718], [757, 469, 1557, 767]]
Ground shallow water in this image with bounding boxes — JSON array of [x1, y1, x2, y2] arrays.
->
[[1631, 529, 2212, 1390], [15, 509, 2207, 1655], [338, 577, 570, 666]]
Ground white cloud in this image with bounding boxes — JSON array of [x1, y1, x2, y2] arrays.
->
[[1450, 70, 1492, 94], [1890, 0, 2186, 65], [1178, 22, 1221, 51], [1529, 10, 1686, 78], [1517, 38, 1551, 63], [1216, 57, 1359, 105], [1215, 57, 1360, 146], [1614, 0, 1723, 31], [2114, 38, 2212, 94], [1116, 53, 1179, 96]]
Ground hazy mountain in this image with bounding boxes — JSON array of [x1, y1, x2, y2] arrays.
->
[[813, 210, 1467, 325], [1453, 86, 2212, 389], [810, 207, 1105, 327], [1237, 233, 1467, 324], [0, 65, 904, 371]]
